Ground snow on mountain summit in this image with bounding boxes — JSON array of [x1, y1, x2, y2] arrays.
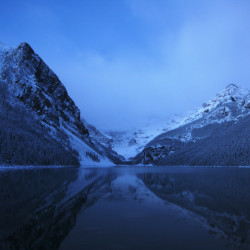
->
[[105, 84, 250, 160], [215, 83, 249, 104], [0, 41, 124, 165], [105, 115, 184, 160], [133, 83, 250, 166], [177, 83, 250, 128]]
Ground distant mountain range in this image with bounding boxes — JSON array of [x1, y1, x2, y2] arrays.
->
[[104, 115, 185, 160], [0, 42, 249, 166]]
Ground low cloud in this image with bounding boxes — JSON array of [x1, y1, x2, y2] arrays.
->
[[53, 0, 250, 130], [6, 0, 249, 130]]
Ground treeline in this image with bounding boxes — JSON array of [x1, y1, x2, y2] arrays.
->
[[157, 115, 250, 166], [0, 82, 79, 166]]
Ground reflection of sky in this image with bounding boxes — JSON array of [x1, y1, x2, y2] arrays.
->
[[1, 0, 250, 130]]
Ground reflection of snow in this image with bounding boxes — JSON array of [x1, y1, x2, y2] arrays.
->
[[110, 174, 161, 203], [65, 169, 100, 201]]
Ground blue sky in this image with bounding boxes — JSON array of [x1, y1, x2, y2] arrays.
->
[[1, 0, 250, 130]]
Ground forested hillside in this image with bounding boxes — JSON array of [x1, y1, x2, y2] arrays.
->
[[134, 84, 250, 166], [0, 42, 124, 166], [0, 81, 79, 166], [156, 115, 250, 166]]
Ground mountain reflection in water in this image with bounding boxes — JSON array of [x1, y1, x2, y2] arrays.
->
[[0, 166, 249, 250]]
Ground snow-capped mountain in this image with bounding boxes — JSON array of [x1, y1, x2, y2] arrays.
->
[[105, 116, 184, 160], [134, 84, 250, 166], [175, 84, 250, 131], [1, 41, 249, 166], [0, 42, 124, 166]]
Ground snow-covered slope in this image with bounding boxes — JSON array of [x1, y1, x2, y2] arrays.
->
[[176, 84, 250, 130], [105, 116, 184, 160], [150, 84, 250, 144], [134, 84, 250, 166], [63, 128, 115, 166], [0, 81, 80, 166], [105, 84, 249, 160], [82, 118, 113, 150], [0, 42, 124, 166]]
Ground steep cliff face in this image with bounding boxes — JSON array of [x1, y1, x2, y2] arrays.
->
[[0, 42, 124, 165], [0, 80, 80, 166], [134, 84, 250, 166], [0, 42, 89, 137], [82, 119, 113, 150]]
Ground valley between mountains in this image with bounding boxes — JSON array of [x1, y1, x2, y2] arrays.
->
[[0, 42, 249, 167]]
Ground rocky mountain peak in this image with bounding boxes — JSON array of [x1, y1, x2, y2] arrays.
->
[[174, 84, 250, 131], [16, 42, 35, 60], [12, 42, 37, 63], [225, 83, 239, 90], [134, 83, 250, 166], [0, 41, 125, 165], [217, 83, 248, 103], [17, 42, 34, 53], [0, 42, 89, 138]]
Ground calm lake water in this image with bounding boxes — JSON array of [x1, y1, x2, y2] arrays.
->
[[0, 166, 249, 250]]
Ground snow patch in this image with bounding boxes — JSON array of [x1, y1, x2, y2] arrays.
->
[[105, 115, 184, 159], [63, 128, 114, 167]]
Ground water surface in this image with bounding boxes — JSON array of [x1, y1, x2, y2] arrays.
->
[[0, 166, 249, 249]]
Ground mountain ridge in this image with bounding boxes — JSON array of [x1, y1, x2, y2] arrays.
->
[[133, 83, 250, 166], [0, 41, 124, 165], [0, 41, 249, 166]]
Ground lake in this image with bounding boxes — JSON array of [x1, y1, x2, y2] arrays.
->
[[0, 166, 249, 249]]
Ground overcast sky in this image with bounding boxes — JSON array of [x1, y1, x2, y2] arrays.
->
[[1, 0, 250, 130]]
